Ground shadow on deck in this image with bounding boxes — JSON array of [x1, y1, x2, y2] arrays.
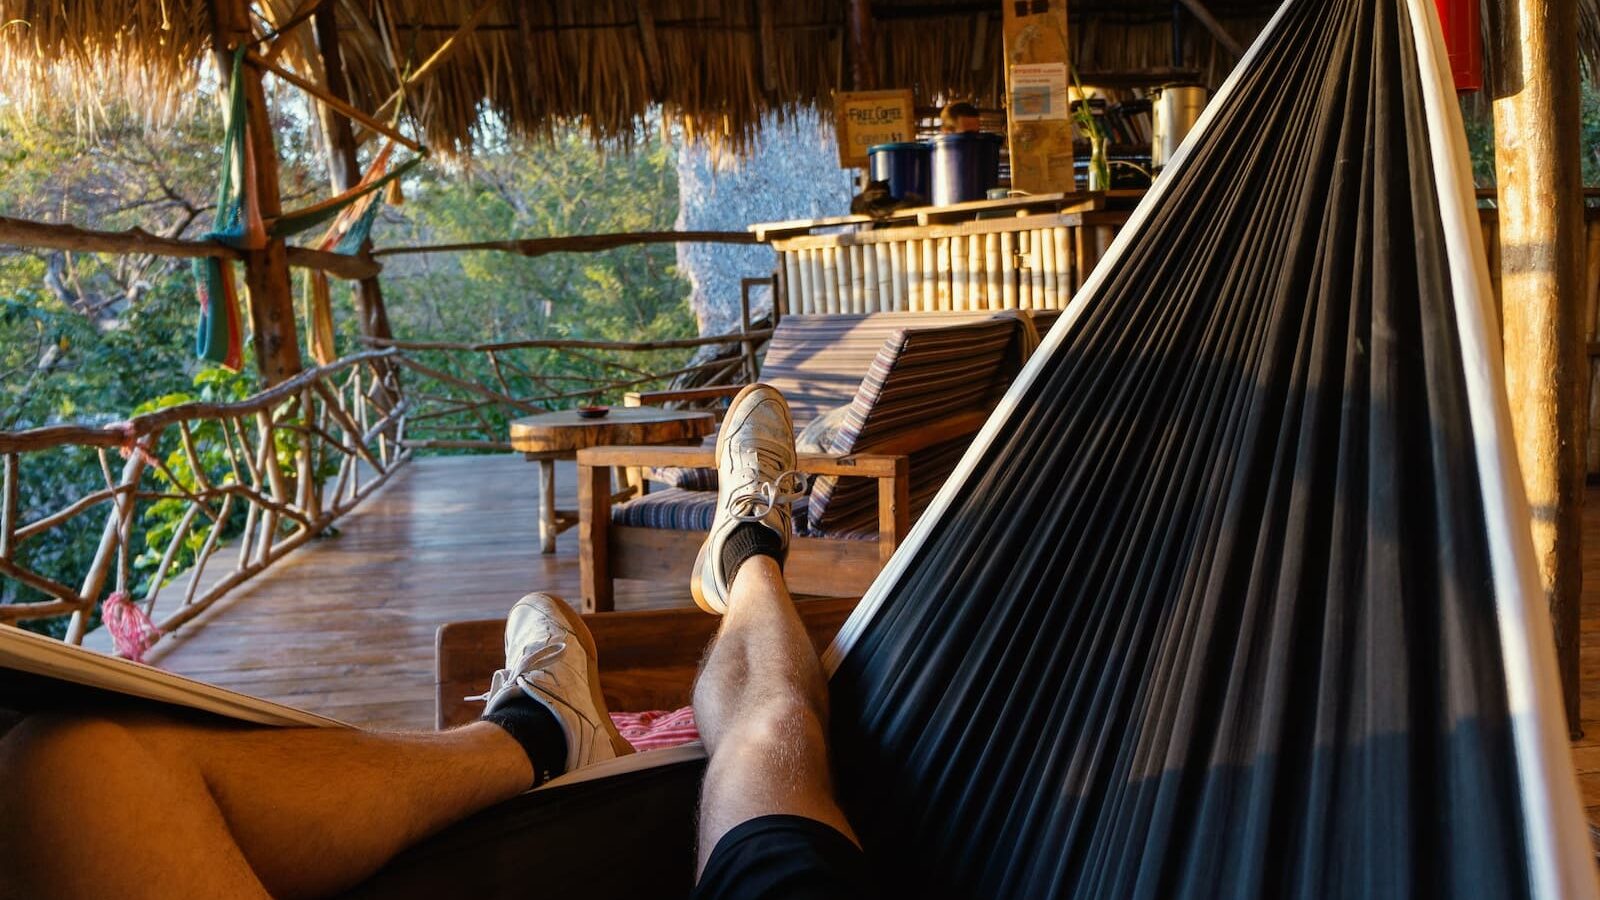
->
[[131, 455, 686, 730]]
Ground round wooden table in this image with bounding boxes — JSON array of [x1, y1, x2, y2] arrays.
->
[[509, 408, 716, 553]]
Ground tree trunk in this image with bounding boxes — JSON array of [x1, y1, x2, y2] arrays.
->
[[1490, 0, 1586, 735]]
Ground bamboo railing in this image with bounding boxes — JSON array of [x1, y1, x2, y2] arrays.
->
[[0, 331, 763, 651]]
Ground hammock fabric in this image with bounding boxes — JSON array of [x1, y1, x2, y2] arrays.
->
[[350, 0, 1597, 897]]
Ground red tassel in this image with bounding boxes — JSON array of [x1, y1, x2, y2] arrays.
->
[[102, 591, 162, 663]]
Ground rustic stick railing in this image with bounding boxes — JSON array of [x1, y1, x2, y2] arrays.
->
[[366, 329, 767, 451], [0, 350, 406, 649], [0, 330, 766, 649]]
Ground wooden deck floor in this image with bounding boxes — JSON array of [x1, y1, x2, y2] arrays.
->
[[134, 453, 1600, 834], [138, 455, 684, 731]]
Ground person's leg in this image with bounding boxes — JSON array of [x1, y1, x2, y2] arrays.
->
[[692, 554, 856, 872], [0, 714, 528, 900], [0, 592, 630, 900]]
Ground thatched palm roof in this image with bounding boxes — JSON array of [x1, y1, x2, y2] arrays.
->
[[1, 1, 1596, 154]]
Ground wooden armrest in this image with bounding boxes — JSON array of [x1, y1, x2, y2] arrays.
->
[[624, 385, 746, 407], [577, 445, 907, 478]]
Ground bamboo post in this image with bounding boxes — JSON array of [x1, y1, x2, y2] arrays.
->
[[823, 248, 841, 314], [886, 242, 905, 311], [883, 240, 896, 310], [1001, 231, 1017, 309], [935, 238, 953, 311], [1030, 231, 1046, 309], [211, 0, 303, 387], [922, 239, 938, 311], [783, 252, 801, 317], [985, 233, 1002, 311], [1041, 224, 1059, 309], [1017, 231, 1033, 309], [1492, 0, 1588, 731], [967, 229, 983, 310], [1054, 226, 1073, 308], [951, 235, 968, 311]]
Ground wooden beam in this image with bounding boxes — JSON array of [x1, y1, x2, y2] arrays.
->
[[849, 0, 875, 90], [1175, 0, 1245, 58], [1491, 0, 1587, 734], [371, 230, 758, 257], [211, 0, 303, 387], [0, 216, 380, 280], [314, 3, 395, 342]]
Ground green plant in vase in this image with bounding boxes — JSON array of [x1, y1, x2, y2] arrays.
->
[[1069, 63, 1110, 191]]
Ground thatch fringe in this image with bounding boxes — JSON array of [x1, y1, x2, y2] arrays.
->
[[2, 1, 1598, 155]]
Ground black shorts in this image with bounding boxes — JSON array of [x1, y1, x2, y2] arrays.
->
[[691, 814, 873, 900]]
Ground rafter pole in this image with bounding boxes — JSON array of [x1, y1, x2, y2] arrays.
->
[[314, 1, 395, 343], [1491, 0, 1587, 734], [210, 0, 303, 387], [1175, 0, 1244, 59], [849, 0, 875, 91]]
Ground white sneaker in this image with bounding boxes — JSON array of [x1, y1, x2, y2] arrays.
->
[[473, 593, 633, 774], [691, 384, 805, 614]]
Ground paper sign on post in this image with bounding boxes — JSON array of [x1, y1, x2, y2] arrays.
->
[[834, 90, 917, 168], [1009, 63, 1069, 122]]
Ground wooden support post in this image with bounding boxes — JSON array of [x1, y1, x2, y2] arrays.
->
[[579, 460, 614, 613], [211, 0, 303, 387], [1491, 0, 1587, 734], [314, 3, 394, 344], [849, 0, 875, 91]]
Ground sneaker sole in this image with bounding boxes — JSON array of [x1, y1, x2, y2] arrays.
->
[[691, 383, 794, 615], [542, 595, 635, 760]]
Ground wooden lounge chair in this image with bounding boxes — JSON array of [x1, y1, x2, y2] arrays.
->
[[574, 311, 1055, 612]]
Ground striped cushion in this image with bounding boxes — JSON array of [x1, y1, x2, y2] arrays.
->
[[808, 317, 1031, 534], [609, 488, 874, 540]]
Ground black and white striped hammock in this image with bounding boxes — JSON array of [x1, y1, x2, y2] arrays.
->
[[354, 0, 1599, 897]]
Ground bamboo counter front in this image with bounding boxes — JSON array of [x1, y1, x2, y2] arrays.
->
[[754, 191, 1141, 317]]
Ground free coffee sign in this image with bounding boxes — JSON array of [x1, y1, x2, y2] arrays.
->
[[834, 89, 916, 168]]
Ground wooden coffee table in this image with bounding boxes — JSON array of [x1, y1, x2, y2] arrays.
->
[[509, 408, 716, 553]]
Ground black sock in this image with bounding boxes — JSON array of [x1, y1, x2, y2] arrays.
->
[[721, 523, 785, 584], [482, 696, 568, 787]]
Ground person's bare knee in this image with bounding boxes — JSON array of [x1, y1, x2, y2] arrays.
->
[[0, 713, 269, 900]]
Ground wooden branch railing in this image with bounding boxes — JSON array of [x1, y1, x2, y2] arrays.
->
[[0, 216, 382, 281], [369, 329, 765, 452], [0, 351, 407, 650], [0, 331, 765, 649]]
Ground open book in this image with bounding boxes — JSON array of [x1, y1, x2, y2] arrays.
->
[[0, 624, 342, 728]]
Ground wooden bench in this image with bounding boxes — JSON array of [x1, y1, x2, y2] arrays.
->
[[434, 598, 857, 729]]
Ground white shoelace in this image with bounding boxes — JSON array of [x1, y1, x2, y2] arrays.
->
[[466, 639, 567, 703], [729, 469, 806, 521]]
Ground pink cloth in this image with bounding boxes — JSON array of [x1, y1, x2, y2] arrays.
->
[[102, 591, 161, 662], [609, 706, 699, 751]]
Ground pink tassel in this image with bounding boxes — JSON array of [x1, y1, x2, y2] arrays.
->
[[102, 591, 162, 663]]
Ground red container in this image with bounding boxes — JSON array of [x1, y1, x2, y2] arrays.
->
[[1434, 0, 1483, 93]]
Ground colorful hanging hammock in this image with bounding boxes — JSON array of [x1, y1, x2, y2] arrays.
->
[[192, 48, 257, 371], [194, 50, 423, 371]]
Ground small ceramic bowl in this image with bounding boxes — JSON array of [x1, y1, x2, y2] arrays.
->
[[576, 406, 610, 419]]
